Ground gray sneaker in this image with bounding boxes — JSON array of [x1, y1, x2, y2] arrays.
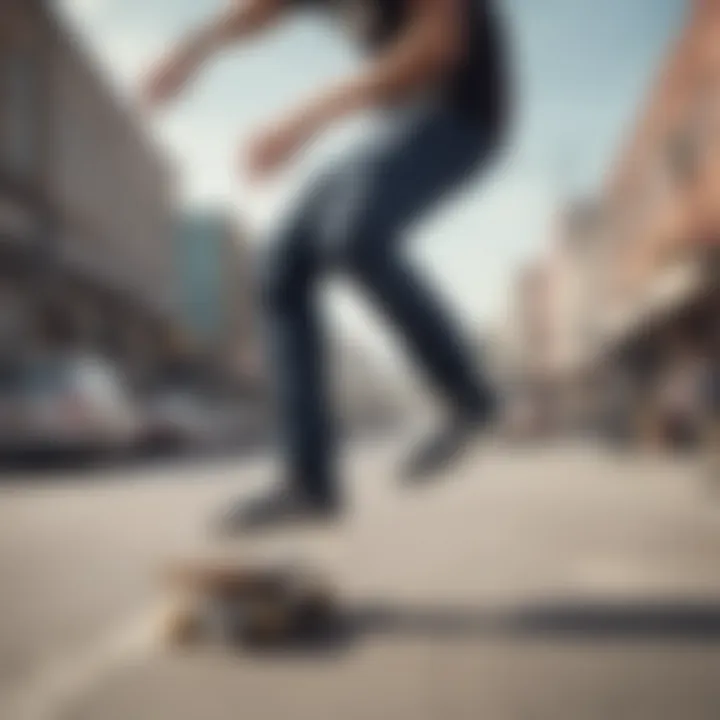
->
[[213, 486, 342, 535], [402, 411, 492, 483]]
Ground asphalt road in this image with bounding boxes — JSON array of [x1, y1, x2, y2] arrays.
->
[[2, 440, 720, 719]]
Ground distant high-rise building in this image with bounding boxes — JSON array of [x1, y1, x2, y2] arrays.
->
[[175, 210, 259, 385], [176, 214, 227, 349]]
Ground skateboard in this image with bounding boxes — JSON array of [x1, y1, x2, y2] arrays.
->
[[160, 557, 337, 648]]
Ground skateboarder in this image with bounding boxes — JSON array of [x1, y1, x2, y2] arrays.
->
[[143, 0, 509, 529]]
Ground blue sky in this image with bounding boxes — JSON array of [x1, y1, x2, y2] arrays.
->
[[58, 0, 687, 362]]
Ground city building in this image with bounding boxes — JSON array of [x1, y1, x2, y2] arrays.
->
[[545, 200, 609, 431], [503, 258, 556, 435], [1, 0, 178, 384], [503, 198, 608, 435], [599, 0, 720, 445], [175, 210, 260, 392], [0, 0, 54, 362]]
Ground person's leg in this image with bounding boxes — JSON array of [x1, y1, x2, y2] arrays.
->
[[348, 241, 494, 419], [216, 191, 340, 532], [223, 102, 499, 531], [260, 221, 337, 505], [326, 105, 497, 472], [262, 104, 495, 498]]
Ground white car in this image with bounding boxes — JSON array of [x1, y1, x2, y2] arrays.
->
[[0, 355, 142, 458]]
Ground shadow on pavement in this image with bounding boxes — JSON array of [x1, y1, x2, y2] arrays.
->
[[0, 449, 102, 477], [0, 442, 274, 482], [0, 423, 398, 482], [351, 599, 720, 641], [245, 598, 720, 658]]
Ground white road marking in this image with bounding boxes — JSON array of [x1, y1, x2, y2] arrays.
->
[[10, 603, 167, 720]]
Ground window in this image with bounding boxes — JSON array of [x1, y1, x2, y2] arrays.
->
[[0, 40, 42, 178]]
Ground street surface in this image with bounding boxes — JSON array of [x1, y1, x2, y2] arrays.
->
[[2, 439, 720, 719]]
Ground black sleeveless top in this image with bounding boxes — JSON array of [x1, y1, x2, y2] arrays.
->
[[295, 0, 510, 138]]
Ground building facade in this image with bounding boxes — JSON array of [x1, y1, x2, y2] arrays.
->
[[0, 0, 53, 362], [598, 0, 720, 445], [1, 0, 177, 384], [603, 0, 719, 329]]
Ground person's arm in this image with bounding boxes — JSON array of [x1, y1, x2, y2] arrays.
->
[[142, 0, 287, 106], [248, 0, 465, 175]]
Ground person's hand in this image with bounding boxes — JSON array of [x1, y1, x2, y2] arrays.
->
[[245, 112, 320, 179], [140, 46, 201, 108]]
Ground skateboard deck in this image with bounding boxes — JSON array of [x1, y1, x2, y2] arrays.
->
[[160, 557, 336, 648]]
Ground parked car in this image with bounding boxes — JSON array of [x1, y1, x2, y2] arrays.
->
[[0, 354, 142, 459]]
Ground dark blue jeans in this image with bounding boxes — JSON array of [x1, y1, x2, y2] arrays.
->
[[260, 102, 496, 501]]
